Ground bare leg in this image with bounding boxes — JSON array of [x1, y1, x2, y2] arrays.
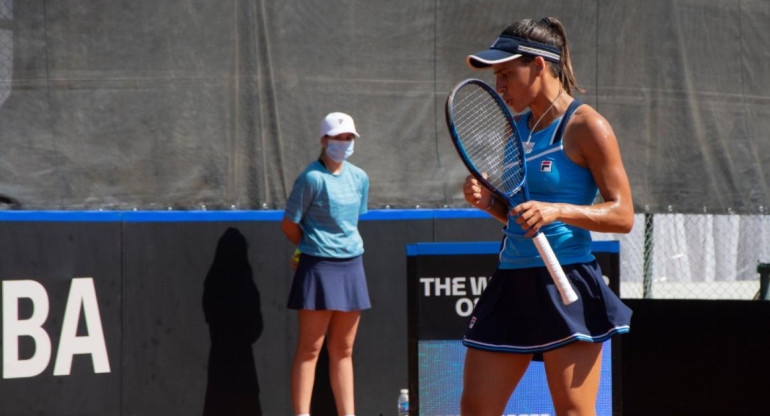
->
[[460, 348, 532, 416], [543, 341, 603, 416], [326, 310, 361, 416], [291, 310, 333, 415]]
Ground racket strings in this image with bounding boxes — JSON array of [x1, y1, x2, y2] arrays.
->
[[452, 85, 524, 195]]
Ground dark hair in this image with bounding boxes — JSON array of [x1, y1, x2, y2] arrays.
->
[[501, 17, 585, 95]]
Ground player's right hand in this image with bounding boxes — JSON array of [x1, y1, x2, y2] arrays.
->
[[463, 174, 492, 210]]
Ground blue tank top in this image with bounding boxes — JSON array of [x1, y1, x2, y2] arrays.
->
[[499, 100, 598, 269]]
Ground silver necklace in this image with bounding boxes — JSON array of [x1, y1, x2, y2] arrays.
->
[[523, 89, 564, 154]]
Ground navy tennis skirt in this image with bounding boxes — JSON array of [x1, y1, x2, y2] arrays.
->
[[287, 254, 371, 311], [463, 260, 631, 354]]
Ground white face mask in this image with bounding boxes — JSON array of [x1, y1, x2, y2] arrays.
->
[[325, 139, 355, 162]]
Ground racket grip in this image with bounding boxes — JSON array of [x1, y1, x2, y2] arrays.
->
[[533, 233, 579, 305]]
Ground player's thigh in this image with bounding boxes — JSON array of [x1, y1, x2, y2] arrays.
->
[[543, 341, 603, 414], [461, 348, 532, 415]]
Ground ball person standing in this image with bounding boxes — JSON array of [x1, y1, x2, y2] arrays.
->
[[281, 112, 370, 416]]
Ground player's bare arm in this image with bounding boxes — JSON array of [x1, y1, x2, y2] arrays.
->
[[551, 105, 634, 233]]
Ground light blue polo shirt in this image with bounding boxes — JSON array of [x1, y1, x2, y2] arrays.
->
[[284, 160, 369, 258]]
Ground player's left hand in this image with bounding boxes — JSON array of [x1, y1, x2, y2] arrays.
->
[[510, 201, 561, 238]]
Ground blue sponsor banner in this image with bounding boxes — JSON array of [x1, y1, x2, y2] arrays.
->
[[0, 208, 486, 222], [418, 340, 612, 416]]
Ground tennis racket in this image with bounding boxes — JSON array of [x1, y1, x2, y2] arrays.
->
[[445, 78, 578, 305]]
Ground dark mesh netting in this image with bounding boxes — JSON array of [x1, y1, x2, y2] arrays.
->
[[0, 0, 767, 213]]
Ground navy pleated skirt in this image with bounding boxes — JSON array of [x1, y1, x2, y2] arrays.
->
[[287, 254, 371, 311], [463, 260, 631, 354]]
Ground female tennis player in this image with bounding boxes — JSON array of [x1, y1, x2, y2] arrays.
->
[[281, 112, 370, 416], [460, 17, 633, 416]]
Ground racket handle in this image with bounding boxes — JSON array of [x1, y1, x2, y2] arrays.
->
[[533, 233, 579, 305]]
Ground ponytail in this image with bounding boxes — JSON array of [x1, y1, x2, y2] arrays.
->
[[541, 17, 585, 95]]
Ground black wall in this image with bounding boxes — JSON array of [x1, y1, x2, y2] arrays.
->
[[0, 210, 502, 416], [1, 211, 768, 415], [619, 299, 770, 416], [0, 221, 122, 415]]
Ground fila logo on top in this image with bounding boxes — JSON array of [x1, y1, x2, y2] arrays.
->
[[1, 277, 110, 379], [540, 160, 553, 172]]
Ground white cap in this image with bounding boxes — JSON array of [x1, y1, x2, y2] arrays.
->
[[320, 112, 360, 139]]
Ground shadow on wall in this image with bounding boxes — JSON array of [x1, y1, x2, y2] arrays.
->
[[0, 194, 20, 209], [311, 342, 337, 416], [202, 227, 264, 416]]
